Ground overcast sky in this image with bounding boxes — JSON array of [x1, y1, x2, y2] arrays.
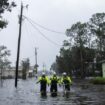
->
[[0, 0, 105, 70]]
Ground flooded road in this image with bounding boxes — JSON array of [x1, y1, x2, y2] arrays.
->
[[0, 78, 105, 105]]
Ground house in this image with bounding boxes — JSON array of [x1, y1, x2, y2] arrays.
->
[[0, 66, 35, 79], [101, 60, 105, 77]]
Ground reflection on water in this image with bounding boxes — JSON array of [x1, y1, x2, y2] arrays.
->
[[0, 78, 105, 105]]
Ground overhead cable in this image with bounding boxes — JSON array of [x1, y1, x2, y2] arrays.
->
[[24, 15, 65, 35], [26, 18, 62, 46]]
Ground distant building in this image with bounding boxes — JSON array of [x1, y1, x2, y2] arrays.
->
[[0, 66, 35, 79], [101, 60, 105, 77]]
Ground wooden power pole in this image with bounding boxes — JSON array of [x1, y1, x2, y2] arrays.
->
[[15, 3, 23, 87]]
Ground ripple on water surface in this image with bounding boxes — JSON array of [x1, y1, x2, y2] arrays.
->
[[0, 79, 105, 105]]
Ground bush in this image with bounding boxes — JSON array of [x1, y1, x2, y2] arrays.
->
[[90, 77, 105, 84]]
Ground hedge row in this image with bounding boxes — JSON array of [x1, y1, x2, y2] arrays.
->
[[90, 77, 105, 84]]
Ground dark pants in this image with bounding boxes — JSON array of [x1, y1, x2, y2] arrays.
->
[[50, 84, 57, 92], [64, 84, 70, 91], [40, 83, 47, 96], [50, 84, 57, 96], [63, 84, 70, 98]]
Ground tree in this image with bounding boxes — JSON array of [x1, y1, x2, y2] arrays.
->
[[0, 0, 16, 29], [55, 47, 73, 75], [0, 45, 11, 79], [50, 62, 58, 73], [88, 13, 105, 75], [21, 58, 30, 79], [52, 13, 105, 78], [89, 13, 105, 58], [66, 22, 91, 78]]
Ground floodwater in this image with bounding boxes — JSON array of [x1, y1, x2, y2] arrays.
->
[[0, 78, 105, 105]]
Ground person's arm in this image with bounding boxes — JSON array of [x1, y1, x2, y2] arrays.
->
[[68, 77, 72, 84], [46, 76, 50, 85], [36, 77, 41, 84]]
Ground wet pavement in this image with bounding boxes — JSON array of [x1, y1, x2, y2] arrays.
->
[[0, 78, 105, 105]]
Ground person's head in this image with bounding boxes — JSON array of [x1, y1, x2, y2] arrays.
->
[[62, 72, 67, 77], [53, 71, 56, 76], [42, 72, 45, 77]]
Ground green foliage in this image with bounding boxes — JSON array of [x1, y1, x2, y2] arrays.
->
[[0, 0, 16, 29], [56, 47, 73, 74], [90, 77, 105, 84], [89, 13, 105, 72], [66, 22, 92, 78], [21, 58, 30, 79], [0, 0, 16, 14], [50, 62, 58, 72], [53, 13, 105, 78], [89, 13, 105, 53], [0, 20, 7, 29], [66, 22, 89, 47], [0, 45, 11, 79]]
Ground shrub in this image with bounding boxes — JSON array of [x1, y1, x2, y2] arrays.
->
[[91, 77, 105, 84]]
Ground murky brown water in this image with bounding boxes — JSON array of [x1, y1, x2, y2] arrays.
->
[[0, 78, 105, 105]]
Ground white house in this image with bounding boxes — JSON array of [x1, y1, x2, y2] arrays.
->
[[101, 60, 105, 77], [0, 66, 35, 79]]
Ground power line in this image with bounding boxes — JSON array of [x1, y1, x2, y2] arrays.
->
[[24, 20, 36, 48], [22, 22, 38, 59], [26, 18, 62, 46], [24, 16, 65, 35]]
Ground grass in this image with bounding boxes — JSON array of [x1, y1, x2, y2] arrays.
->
[[90, 77, 105, 84]]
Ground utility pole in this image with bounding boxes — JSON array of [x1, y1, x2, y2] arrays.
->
[[15, 3, 23, 87], [35, 47, 38, 74], [43, 63, 46, 72]]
